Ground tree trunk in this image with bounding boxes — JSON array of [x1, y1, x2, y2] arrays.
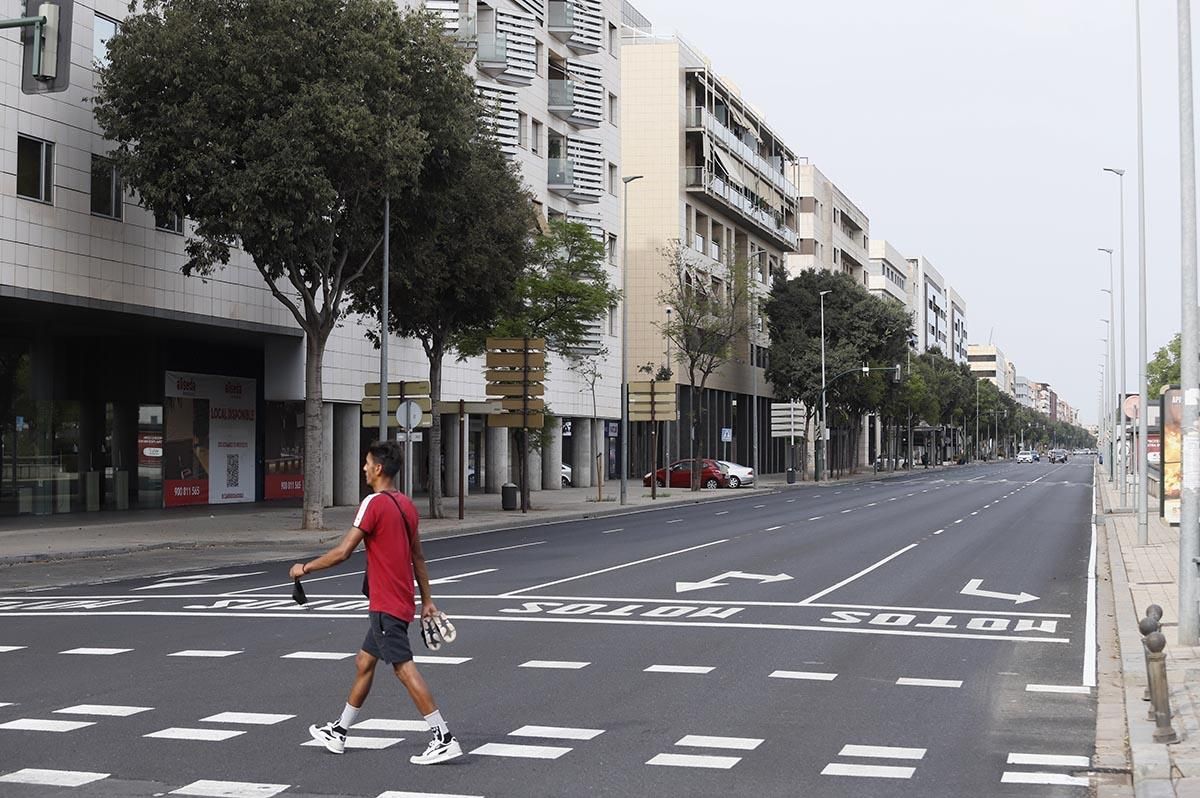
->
[[689, 384, 701, 491], [302, 329, 327, 530], [427, 342, 445, 519]]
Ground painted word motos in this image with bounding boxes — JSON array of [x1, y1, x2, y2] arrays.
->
[[500, 601, 745, 619], [821, 610, 1059, 634]]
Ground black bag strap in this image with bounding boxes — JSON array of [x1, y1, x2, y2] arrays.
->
[[360, 491, 413, 598]]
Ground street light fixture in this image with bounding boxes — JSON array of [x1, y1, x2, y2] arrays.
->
[[818, 289, 832, 481], [1103, 167, 1128, 509], [619, 174, 643, 506]]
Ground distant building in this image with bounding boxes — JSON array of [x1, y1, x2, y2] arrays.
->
[[967, 344, 1009, 392], [907, 257, 949, 356], [1016, 375, 1033, 408], [867, 240, 910, 308], [948, 288, 968, 365], [788, 165, 870, 286]]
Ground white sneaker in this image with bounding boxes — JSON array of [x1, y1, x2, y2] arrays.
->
[[410, 733, 463, 765], [308, 721, 347, 754]]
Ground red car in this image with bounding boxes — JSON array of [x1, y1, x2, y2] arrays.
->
[[643, 458, 727, 489]]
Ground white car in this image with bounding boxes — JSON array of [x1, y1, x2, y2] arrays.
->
[[717, 460, 754, 488], [561, 463, 572, 487], [1016, 450, 1034, 464]]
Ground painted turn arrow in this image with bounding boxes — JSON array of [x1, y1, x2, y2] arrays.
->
[[675, 570, 792, 594], [960, 578, 1039, 604]]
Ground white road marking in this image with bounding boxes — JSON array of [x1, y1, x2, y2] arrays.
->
[[676, 735, 763, 750], [470, 742, 572, 759], [970, 511, 978, 516], [954, 519, 963, 524], [201, 712, 293, 725], [378, 792, 485, 798], [1025, 684, 1090, 694], [501, 539, 730, 596], [428, 569, 497, 585], [753, 504, 766, 509], [888, 497, 898, 501], [800, 543, 919, 604], [55, 704, 152, 717], [413, 656, 472, 665], [808, 516, 823, 521], [302, 737, 400, 749], [821, 763, 915, 779], [786, 499, 796, 503], [866, 502, 878, 507], [170, 779, 289, 797], [0, 718, 95, 732], [895, 678, 962, 688], [838, 744, 927, 760], [600, 528, 623, 534], [0, 769, 109, 787], [906, 493, 915, 497], [714, 511, 729, 516], [519, 660, 590, 670], [281, 651, 354, 660], [59, 647, 131, 655], [666, 519, 683, 524], [769, 670, 837, 681], [0, 646, 25, 653], [352, 719, 428, 732], [146, 727, 244, 741], [1085, 477, 1098, 687], [765, 526, 782, 532], [510, 725, 604, 741], [840, 509, 853, 514], [0, 703, 11, 708], [1007, 753, 1090, 767], [1001, 771, 1089, 786], [933, 529, 944, 535], [169, 650, 242, 658], [135, 572, 265, 591], [645, 665, 714, 674], [647, 753, 740, 769]]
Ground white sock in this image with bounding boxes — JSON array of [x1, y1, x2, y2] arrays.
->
[[338, 703, 359, 730], [424, 709, 449, 739]]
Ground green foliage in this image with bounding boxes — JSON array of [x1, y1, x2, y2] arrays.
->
[[1148, 333, 1182, 397]]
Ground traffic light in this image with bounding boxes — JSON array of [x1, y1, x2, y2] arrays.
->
[[20, 1, 72, 94]]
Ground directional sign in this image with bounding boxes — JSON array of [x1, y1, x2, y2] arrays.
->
[[675, 570, 793, 593], [960, 579, 1039, 604]]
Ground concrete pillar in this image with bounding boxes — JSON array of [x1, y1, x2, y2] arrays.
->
[[527, 433, 543, 492], [322, 402, 335, 508], [444, 413, 461, 498], [873, 414, 882, 468], [859, 413, 871, 469], [332, 403, 360, 506], [542, 417, 563, 490], [572, 418, 594, 487], [485, 426, 509, 493]]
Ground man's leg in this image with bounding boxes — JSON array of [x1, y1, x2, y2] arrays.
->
[[349, 649, 378, 708], [393, 660, 436, 715], [397, 660, 462, 764]]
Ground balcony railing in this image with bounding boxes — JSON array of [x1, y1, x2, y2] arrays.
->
[[548, 79, 575, 117], [548, 158, 574, 193], [685, 106, 797, 199], [684, 167, 798, 248], [476, 32, 508, 72], [548, 1, 575, 39]]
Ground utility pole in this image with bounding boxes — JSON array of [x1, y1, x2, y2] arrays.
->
[[619, 175, 643, 505], [1134, 0, 1150, 544], [379, 196, 389, 444], [1105, 166, 1128, 508]]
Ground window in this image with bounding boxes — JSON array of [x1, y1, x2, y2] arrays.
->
[[535, 41, 544, 77], [608, 163, 617, 195], [155, 210, 184, 234], [93, 14, 118, 69], [90, 155, 122, 219], [607, 233, 617, 265], [608, 306, 617, 336], [608, 22, 618, 54], [517, 111, 528, 149], [16, 135, 53, 203], [531, 119, 543, 155], [608, 92, 618, 125]]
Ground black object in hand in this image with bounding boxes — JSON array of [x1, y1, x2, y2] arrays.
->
[[292, 578, 308, 605]]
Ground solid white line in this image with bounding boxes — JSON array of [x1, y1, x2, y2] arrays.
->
[[281, 651, 354, 660], [428, 568, 497, 585], [600, 528, 623, 534], [645, 665, 714, 674], [676, 734, 763, 750], [1001, 771, 1089, 786], [666, 519, 683, 524], [0, 718, 95, 732], [800, 543, 919, 604], [647, 753, 740, 769], [1085, 472, 1098, 688], [55, 704, 152, 717], [838, 744, 927, 760], [715, 511, 730, 516], [0, 646, 26, 653], [170, 779, 290, 797], [146, 727, 244, 741], [0, 769, 109, 787], [412, 656, 471, 665], [501, 539, 730, 596], [59, 647, 131, 655], [201, 712, 293, 725], [1007, 753, 1090, 767], [896, 678, 962, 689], [766, 526, 782, 531], [169, 650, 242, 658], [1025, 684, 1090, 694], [510, 725, 604, 740], [808, 516, 823, 521], [520, 660, 590, 670], [769, 670, 837, 681], [378, 792, 485, 798], [821, 763, 915, 779], [303, 736, 400, 750], [470, 742, 572, 759]]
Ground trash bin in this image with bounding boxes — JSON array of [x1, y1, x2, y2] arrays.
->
[[786, 468, 796, 484], [501, 482, 518, 511]]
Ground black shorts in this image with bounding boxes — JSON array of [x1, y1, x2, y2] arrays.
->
[[361, 611, 413, 665]]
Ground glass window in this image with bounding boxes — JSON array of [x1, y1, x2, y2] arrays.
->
[[90, 155, 122, 219], [93, 14, 118, 69], [155, 210, 184, 234], [16, 135, 52, 203], [531, 119, 542, 155]]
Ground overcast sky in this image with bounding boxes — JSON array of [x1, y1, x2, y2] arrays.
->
[[627, 0, 1194, 427]]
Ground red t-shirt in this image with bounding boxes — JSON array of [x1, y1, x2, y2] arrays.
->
[[353, 490, 420, 621]]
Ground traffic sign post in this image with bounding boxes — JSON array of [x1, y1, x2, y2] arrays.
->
[[485, 338, 546, 512], [628, 380, 676, 499], [771, 400, 803, 482]]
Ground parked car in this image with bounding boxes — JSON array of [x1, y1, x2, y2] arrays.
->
[[643, 458, 727, 489], [716, 460, 754, 488], [561, 463, 572, 487], [1048, 449, 1068, 463], [1016, 450, 1034, 463]]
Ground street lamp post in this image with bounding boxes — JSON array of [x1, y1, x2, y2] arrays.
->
[[665, 306, 672, 474], [619, 174, 644, 506], [818, 289, 832, 481], [1134, 0, 1150, 545], [1103, 167, 1127, 509], [1100, 250, 1116, 483], [975, 378, 980, 462]]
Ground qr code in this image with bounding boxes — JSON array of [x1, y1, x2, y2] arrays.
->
[[225, 454, 240, 488]]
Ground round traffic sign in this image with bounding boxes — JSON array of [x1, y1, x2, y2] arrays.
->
[[1123, 394, 1140, 420], [396, 400, 423, 429]]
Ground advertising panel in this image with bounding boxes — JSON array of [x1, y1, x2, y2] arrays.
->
[[1161, 388, 1182, 525], [163, 372, 257, 507], [264, 401, 304, 500]]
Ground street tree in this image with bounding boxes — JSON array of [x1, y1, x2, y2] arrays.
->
[[566, 345, 611, 491], [93, 0, 447, 529], [1149, 333, 1182, 396], [659, 242, 751, 490]]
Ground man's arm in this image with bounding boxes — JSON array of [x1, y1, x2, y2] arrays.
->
[[288, 526, 365, 580], [408, 514, 438, 619]]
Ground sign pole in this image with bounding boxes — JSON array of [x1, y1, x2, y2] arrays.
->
[[378, 196, 389, 444], [459, 399, 466, 521]]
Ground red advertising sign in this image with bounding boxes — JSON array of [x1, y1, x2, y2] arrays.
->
[[265, 473, 304, 500], [164, 479, 208, 507]]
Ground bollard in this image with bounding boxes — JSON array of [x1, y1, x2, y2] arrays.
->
[[1139, 613, 1161, 705], [1147, 604, 1163, 623], [1144, 631, 1179, 743]]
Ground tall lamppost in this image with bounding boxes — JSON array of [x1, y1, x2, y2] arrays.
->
[[1100, 250, 1116, 482], [975, 378, 980, 462], [1133, 0, 1149, 544], [619, 174, 643, 505], [1103, 167, 1127, 508], [664, 306, 672, 472], [818, 289, 832, 481]]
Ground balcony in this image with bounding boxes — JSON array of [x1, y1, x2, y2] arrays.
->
[[548, 79, 575, 119], [476, 32, 507, 76], [684, 167, 798, 250], [548, 1, 575, 41], [548, 158, 574, 195], [548, 0, 600, 53], [685, 106, 797, 199], [454, 14, 477, 46]]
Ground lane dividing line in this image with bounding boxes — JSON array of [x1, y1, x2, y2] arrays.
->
[[786, 499, 797, 503], [501, 539, 730, 597], [808, 516, 824, 521], [799, 543, 919, 605], [519, 660, 590, 670], [753, 505, 766, 509], [715, 511, 730, 516], [1025, 684, 1090, 694], [666, 519, 683, 524], [766, 526, 782, 532], [1085, 472, 1098, 688], [895, 678, 962, 689], [769, 670, 837, 681], [645, 665, 714, 675], [599, 528, 623, 535], [933, 529, 945, 535], [840, 509, 853, 514], [954, 519, 963, 524]]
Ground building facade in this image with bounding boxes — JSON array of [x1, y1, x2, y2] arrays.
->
[[907, 257, 949, 356], [788, 165, 869, 286], [866, 239, 910, 309], [948, 288, 968, 365], [967, 344, 1008, 392]]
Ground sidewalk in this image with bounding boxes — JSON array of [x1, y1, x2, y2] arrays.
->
[[1098, 463, 1200, 797]]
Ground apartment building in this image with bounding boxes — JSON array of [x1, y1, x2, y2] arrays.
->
[[1030, 381, 1058, 420], [1016, 375, 1033, 408], [866, 240, 910, 309], [788, 165, 870, 286], [907, 257, 950, 356], [0, 0, 624, 518], [948, 288, 968, 365], [621, 12, 799, 475], [1005, 361, 1017, 399], [967, 344, 1009, 392]]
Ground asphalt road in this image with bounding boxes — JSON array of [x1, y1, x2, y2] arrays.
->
[[0, 460, 1098, 798]]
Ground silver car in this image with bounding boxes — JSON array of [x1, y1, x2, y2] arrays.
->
[[716, 460, 754, 488]]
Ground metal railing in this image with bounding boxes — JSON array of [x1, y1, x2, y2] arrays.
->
[[683, 167, 798, 247], [548, 0, 575, 32], [685, 106, 798, 198], [477, 32, 508, 66], [548, 158, 574, 188], [548, 79, 575, 111]]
